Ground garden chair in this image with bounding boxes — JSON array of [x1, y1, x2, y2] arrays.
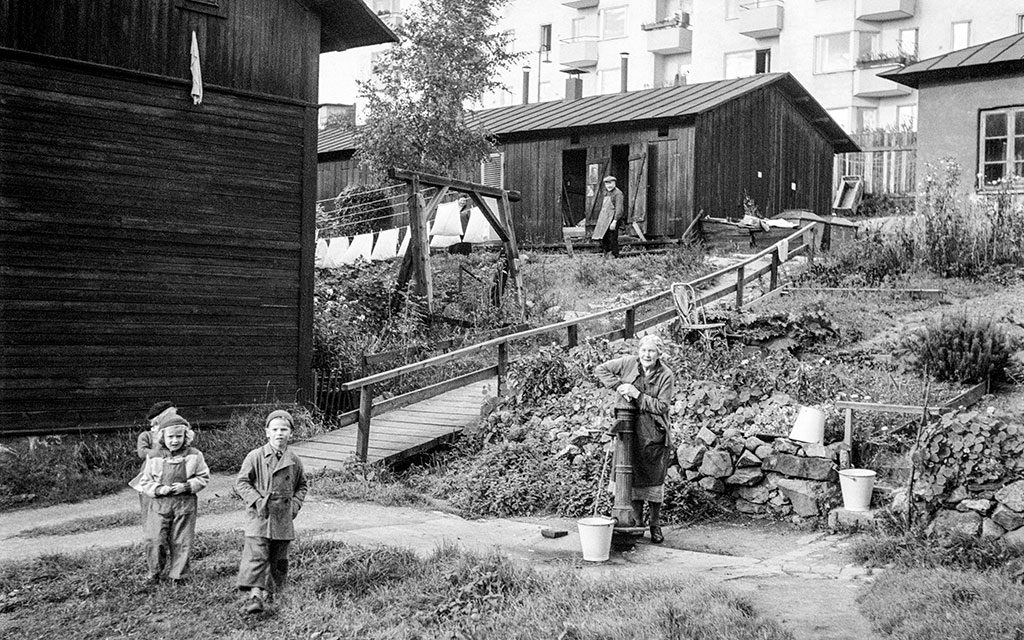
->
[[670, 283, 725, 340]]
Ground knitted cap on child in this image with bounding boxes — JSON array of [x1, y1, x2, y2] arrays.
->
[[265, 410, 294, 429]]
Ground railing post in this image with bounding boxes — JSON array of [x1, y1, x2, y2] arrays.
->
[[844, 407, 854, 449], [770, 248, 780, 291], [357, 384, 372, 462], [624, 307, 636, 339], [497, 342, 508, 396], [567, 323, 578, 348], [735, 264, 745, 309]]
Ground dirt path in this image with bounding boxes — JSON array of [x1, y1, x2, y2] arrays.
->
[[0, 476, 879, 640]]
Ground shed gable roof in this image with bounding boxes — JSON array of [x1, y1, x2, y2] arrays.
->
[[882, 33, 1024, 89], [315, 0, 397, 52]]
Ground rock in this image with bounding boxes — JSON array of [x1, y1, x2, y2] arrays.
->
[[696, 427, 717, 446], [676, 443, 707, 470], [666, 466, 682, 482], [755, 444, 774, 460], [957, 499, 993, 514], [541, 527, 568, 539], [772, 438, 801, 455], [685, 469, 701, 481], [982, 518, 1007, 540], [726, 467, 764, 486], [827, 441, 851, 458], [698, 476, 725, 493], [761, 453, 837, 481], [992, 504, 1024, 531], [771, 476, 836, 518], [745, 436, 766, 451], [828, 507, 876, 532], [996, 480, 1024, 512], [769, 491, 788, 507], [724, 438, 746, 457], [1004, 527, 1024, 547], [735, 499, 767, 515], [927, 509, 982, 539], [698, 450, 734, 478], [772, 503, 794, 517], [722, 428, 743, 440], [736, 450, 761, 468], [945, 486, 969, 504], [801, 443, 833, 460], [737, 483, 772, 504]]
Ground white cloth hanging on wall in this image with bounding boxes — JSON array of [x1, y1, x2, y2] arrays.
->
[[431, 201, 465, 237], [190, 31, 203, 105], [396, 226, 410, 257], [461, 208, 501, 244], [342, 232, 374, 264], [315, 238, 329, 267], [370, 228, 399, 261], [324, 237, 348, 268]]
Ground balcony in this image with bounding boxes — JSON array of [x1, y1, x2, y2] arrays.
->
[[643, 15, 693, 54], [737, 1, 784, 39], [560, 36, 599, 68], [562, 0, 599, 8], [856, 0, 915, 22], [853, 64, 913, 98]]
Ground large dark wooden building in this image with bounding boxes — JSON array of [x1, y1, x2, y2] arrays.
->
[[0, 0, 395, 435], [317, 73, 857, 244]]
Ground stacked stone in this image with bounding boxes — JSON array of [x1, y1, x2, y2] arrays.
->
[[927, 479, 1024, 542], [675, 427, 844, 521]]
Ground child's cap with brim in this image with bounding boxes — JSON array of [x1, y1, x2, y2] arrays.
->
[[265, 409, 294, 429], [158, 414, 191, 430]]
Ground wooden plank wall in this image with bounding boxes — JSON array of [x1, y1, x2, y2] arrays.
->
[[0, 0, 319, 101], [317, 155, 373, 200], [693, 85, 834, 220], [0, 53, 307, 433], [500, 124, 696, 244]]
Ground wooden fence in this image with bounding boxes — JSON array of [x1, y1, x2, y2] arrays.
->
[[833, 130, 917, 198], [330, 223, 819, 461]]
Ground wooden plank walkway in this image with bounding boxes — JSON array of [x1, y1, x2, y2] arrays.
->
[[293, 378, 496, 470]]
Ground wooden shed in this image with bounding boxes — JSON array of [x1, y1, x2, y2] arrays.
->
[[0, 0, 395, 435], [317, 73, 857, 245]]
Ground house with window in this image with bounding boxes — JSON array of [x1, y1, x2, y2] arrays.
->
[[881, 33, 1024, 193], [0, 0, 395, 435]]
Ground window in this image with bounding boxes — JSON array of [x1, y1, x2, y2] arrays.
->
[[896, 104, 917, 130], [539, 24, 552, 52], [725, 0, 740, 20], [952, 21, 971, 50], [826, 108, 850, 133], [899, 28, 918, 58], [724, 50, 755, 79], [815, 33, 852, 73], [571, 15, 596, 38], [979, 107, 1024, 188], [854, 107, 877, 132], [755, 48, 771, 74], [601, 6, 627, 39], [481, 153, 504, 188]]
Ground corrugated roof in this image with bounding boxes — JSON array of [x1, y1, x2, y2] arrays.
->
[[318, 72, 857, 154], [318, 127, 359, 154], [882, 33, 1024, 89]]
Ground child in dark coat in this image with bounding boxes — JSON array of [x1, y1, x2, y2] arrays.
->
[[235, 409, 308, 613]]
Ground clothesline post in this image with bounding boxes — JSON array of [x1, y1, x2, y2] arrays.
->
[[406, 175, 433, 312]]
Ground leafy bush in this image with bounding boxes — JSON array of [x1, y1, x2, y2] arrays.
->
[[320, 184, 400, 237], [899, 311, 1015, 384], [797, 230, 913, 287], [710, 303, 847, 353], [856, 191, 914, 218]]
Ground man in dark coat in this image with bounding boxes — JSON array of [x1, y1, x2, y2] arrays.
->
[[591, 175, 626, 258]]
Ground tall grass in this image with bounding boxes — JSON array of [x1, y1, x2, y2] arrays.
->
[[0, 532, 795, 640]]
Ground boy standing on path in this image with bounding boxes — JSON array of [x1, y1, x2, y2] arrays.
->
[[234, 410, 308, 614]]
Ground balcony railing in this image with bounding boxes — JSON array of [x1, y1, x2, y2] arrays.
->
[[737, 0, 784, 39], [560, 36, 599, 68], [856, 0, 916, 22], [855, 51, 917, 69], [644, 20, 693, 55]]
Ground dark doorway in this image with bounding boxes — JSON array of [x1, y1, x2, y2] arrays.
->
[[561, 148, 587, 226], [610, 144, 630, 209]]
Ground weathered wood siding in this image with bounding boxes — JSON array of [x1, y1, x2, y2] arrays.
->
[[317, 153, 373, 200], [0, 0, 320, 101], [0, 52, 310, 433], [499, 124, 696, 244], [694, 85, 834, 220]]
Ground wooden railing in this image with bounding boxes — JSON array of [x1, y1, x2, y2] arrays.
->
[[334, 223, 818, 461]]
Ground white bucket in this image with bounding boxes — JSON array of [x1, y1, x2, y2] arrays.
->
[[839, 468, 876, 511], [577, 516, 615, 562], [789, 406, 825, 444]]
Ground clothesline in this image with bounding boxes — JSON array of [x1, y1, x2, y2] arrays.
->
[[315, 183, 404, 204]]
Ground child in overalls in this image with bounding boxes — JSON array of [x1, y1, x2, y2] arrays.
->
[[135, 401, 177, 521], [130, 415, 210, 584]]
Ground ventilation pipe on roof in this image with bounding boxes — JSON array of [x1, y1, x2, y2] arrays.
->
[[563, 68, 584, 101], [522, 64, 531, 104], [620, 52, 629, 93]]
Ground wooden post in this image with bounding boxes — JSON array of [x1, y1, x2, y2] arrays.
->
[[497, 342, 508, 396], [624, 307, 636, 339], [567, 323, 578, 348], [357, 385, 373, 462], [770, 249, 780, 291], [844, 407, 853, 448], [735, 264, 745, 309], [406, 175, 433, 312], [497, 191, 527, 319]]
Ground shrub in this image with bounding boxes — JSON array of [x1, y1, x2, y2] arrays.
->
[[797, 230, 913, 287], [899, 311, 1015, 384]]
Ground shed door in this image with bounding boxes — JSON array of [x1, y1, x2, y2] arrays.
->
[[646, 141, 672, 237]]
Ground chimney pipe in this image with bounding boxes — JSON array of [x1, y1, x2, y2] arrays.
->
[[522, 65, 531, 104], [620, 52, 629, 93], [563, 69, 585, 101]]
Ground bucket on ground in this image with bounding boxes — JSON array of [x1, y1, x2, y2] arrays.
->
[[789, 406, 825, 444], [577, 516, 615, 562], [838, 468, 876, 511]]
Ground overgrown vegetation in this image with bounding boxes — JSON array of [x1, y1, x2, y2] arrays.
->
[[899, 311, 1016, 384], [0, 533, 796, 640]]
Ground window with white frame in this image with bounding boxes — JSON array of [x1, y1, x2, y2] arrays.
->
[[481, 152, 504, 188], [571, 15, 596, 38], [952, 21, 971, 50], [600, 6, 627, 39], [896, 104, 917, 130], [979, 107, 1024, 189], [724, 50, 755, 79], [815, 33, 852, 73], [725, 0, 739, 20], [855, 107, 877, 132], [899, 28, 918, 58]]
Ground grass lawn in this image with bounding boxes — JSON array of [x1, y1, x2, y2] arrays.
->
[[0, 531, 795, 640]]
